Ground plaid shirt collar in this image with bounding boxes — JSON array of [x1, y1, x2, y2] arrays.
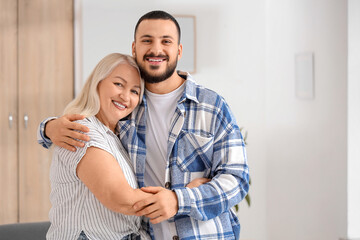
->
[[177, 71, 199, 104]]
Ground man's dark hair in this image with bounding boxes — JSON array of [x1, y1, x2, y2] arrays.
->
[[134, 10, 181, 44]]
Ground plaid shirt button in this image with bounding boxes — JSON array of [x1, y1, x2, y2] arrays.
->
[[165, 182, 171, 189]]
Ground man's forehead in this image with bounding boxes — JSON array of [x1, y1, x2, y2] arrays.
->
[[136, 19, 178, 37]]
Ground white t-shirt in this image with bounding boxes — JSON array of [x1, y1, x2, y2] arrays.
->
[[144, 82, 185, 240]]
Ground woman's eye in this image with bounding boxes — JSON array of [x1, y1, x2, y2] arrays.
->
[[114, 82, 122, 87], [131, 90, 139, 95]]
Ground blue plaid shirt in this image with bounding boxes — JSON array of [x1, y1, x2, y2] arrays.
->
[[118, 72, 249, 239], [38, 72, 249, 240]]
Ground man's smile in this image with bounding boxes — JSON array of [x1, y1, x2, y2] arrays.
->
[[144, 55, 169, 65]]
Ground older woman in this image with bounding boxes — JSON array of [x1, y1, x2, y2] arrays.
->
[[46, 53, 209, 240], [47, 53, 150, 240]]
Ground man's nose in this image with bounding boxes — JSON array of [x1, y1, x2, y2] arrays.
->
[[149, 41, 163, 56]]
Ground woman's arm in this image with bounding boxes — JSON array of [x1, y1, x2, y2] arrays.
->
[[76, 146, 152, 215]]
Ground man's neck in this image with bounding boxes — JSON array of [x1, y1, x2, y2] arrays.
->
[[145, 71, 185, 94]]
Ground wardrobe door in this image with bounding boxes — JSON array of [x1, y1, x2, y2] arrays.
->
[[18, 0, 74, 222], [0, 0, 19, 225]]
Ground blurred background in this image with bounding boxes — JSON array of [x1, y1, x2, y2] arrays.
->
[[1, 0, 359, 239]]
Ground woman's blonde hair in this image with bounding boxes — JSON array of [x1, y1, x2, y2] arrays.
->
[[63, 53, 144, 117]]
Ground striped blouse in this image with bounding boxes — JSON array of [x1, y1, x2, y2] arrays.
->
[[47, 116, 150, 240]]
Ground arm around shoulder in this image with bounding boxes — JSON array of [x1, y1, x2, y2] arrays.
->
[[38, 114, 90, 152]]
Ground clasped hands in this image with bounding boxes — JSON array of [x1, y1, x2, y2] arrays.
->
[[132, 178, 210, 224]]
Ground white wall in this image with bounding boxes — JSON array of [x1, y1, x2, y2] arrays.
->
[[77, 0, 351, 239], [348, 0, 360, 238], [265, 0, 347, 239]]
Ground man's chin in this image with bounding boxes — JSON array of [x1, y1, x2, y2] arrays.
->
[[147, 67, 165, 75], [139, 60, 178, 84], [148, 72, 166, 78], [143, 76, 167, 84]]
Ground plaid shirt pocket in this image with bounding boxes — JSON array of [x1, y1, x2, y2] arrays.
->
[[175, 131, 214, 173]]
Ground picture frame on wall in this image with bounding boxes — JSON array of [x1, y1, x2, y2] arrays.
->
[[174, 15, 197, 74]]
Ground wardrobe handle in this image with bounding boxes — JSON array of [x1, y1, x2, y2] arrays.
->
[[24, 114, 29, 129], [9, 114, 13, 129]]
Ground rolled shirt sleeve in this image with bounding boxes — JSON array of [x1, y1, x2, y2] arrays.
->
[[37, 117, 57, 149]]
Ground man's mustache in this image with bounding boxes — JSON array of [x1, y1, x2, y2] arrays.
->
[[143, 54, 169, 61]]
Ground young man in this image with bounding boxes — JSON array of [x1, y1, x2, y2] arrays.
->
[[38, 10, 249, 240]]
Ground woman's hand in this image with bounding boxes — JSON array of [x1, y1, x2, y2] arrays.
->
[[132, 178, 211, 224], [186, 178, 211, 189], [133, 187, 178, 224]]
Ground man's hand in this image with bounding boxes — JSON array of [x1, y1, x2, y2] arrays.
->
[[133, 187, 178, 224], [186, 178, 211, 189], [45, 114, 90, 151]]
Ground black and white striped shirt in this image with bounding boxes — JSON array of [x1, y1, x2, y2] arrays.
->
[[47, 116, 150, 240]]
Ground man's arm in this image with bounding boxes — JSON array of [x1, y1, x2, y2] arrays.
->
[[37, 117, 57, 148], [173, 123, 249, 221], [37, 114, 90, 151]]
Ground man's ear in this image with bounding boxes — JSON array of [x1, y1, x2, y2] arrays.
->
[[178, 43, 183, 60], [131, 41, 136, 57]]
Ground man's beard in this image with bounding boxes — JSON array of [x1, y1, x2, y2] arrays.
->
[[136, 54, 178, 84]]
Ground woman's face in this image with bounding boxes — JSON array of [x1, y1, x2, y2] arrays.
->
[[96, 63, 141, 131]]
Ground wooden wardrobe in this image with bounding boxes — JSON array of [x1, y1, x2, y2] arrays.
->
[[0, 0, 74, 224]]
